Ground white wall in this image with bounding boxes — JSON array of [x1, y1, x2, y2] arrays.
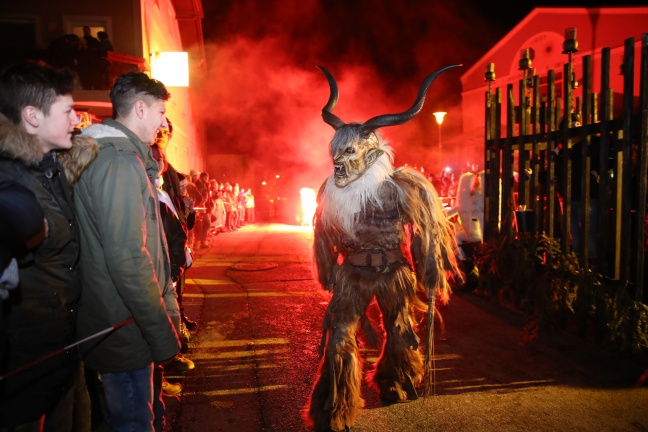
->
[[141, 0, 204, 174]]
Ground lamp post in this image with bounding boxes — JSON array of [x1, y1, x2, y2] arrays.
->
[[433, 111, 447, 170]]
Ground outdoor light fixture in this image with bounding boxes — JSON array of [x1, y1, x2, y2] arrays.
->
[[150, 52, 189, 87], [433, 111, 447, 126], [433, 111, 447, 168]]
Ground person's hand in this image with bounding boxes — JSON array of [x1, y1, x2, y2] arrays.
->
[[183, 196, 194, 210], [185, 247, 193, 269], [0, 258, 19, 300]]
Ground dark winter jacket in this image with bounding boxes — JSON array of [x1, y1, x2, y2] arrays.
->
[[159, 198, 188, 283], [74, 119, 180, 372], [162, 162, 185, 225], [0, 114, 80, 427]]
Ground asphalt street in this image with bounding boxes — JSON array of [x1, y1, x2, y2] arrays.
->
[[166, 223, 648, 432]]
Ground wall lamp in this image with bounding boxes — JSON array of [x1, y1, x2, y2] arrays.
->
[[150, 51, 189, 87]]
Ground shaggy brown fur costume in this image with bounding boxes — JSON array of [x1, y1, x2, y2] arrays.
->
[[305, 164, 460, 431], [305, 65, 462, 432]]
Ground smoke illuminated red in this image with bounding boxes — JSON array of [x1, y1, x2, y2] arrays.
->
[[196, 0, 506, 198]]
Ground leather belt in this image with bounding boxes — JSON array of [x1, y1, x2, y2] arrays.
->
[[346, 249, 403, 267]]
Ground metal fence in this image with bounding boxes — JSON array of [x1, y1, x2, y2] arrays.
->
[[484, 31, 648, 302]]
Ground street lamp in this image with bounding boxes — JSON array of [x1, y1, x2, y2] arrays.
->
[[433, 111, 447, 170]]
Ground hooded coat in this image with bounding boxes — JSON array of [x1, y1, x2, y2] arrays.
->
[[74, 119, 180, 373], [0, 114, 81, 427]]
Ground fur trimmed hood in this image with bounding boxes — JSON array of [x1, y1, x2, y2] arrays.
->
[[0, 113, 43, 166], [80, 123, 128, 140], [58, 134, 99, 186]]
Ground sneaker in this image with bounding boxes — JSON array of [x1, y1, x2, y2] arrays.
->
[[179, 322, 194, 344], [169, 354, 195, 372], [161, 379, 182, 396]]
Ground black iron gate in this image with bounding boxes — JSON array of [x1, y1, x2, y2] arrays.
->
[[484, 32, 648, 302]]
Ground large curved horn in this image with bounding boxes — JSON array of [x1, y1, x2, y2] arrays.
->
[[361, 64, 462, 135], [317, 66, 345, 130]]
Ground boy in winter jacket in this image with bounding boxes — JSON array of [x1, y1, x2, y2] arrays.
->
[[0, 62, 87, 430], [74, 72, 180, 431]]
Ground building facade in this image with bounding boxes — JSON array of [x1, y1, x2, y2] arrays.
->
[[0, 0, 207, 173], [458, 6, 648, 151]]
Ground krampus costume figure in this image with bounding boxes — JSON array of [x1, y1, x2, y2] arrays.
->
[[306, 65, 462, 432]]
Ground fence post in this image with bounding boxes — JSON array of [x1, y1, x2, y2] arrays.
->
[[547, 70, 557, 240], [531, 74, 541, 232], [621, 37, 635, 283], [599, 47, 615, 278], [501, 84, 515, 240], [484, 63, 497, 242], [634, 33, 648, 301], [579, 55, 592, 267], [518, 49, 533, 209], [560, 61, 574, 254]]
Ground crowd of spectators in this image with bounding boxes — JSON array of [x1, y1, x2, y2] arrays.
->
[[184, 169, 255, 250], [47, 27, 114, 90], [409, 164, 463, 202]]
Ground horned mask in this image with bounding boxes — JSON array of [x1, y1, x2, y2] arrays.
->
[[318, 65, 461, 188]]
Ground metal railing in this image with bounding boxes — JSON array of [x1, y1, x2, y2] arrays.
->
[[484, 32, 648, 301]]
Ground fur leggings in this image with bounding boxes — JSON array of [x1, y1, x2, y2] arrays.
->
[[305, 264, 422, 431]]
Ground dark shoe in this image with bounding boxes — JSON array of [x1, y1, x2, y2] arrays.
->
[[168, 354, 195, 372], [183, 315, 198, 331]]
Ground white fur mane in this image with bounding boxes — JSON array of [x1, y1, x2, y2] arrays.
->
[[319, 145, 395, 236]]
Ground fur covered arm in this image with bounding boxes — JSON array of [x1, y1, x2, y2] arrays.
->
[[394, 167, 462, 304], [313, 223, 337, 291], [313, 184, 338, 291]]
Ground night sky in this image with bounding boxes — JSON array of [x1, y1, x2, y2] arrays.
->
[[195, 0, 646, 188]]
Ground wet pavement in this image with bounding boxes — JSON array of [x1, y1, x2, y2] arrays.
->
[[166, 223, 648, 432]]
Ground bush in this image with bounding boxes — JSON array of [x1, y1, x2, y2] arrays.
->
[[474, 234, 648, 353]]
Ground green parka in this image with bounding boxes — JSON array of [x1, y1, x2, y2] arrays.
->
[[75, 119, 180, 372]]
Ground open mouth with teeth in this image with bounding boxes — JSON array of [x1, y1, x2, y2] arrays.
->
[[334, 163, 347, 178]]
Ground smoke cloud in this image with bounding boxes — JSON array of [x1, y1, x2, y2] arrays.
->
[[196, 0, 505, 197]]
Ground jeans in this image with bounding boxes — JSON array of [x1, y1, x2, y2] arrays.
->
[[100, 364, 154, 432], [152, 365, 165, 432], [196, 213, 210, 243]]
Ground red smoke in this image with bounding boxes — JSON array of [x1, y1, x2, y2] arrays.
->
[[196, 0, 503, 194]]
